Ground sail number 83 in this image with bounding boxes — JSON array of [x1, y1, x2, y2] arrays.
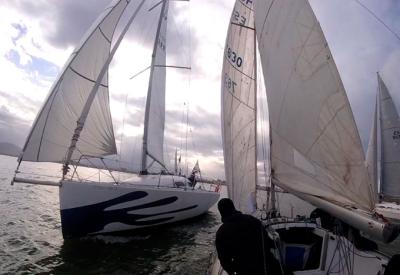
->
[[226, 47, 243, 68]]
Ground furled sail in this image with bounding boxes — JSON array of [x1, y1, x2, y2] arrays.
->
[[20, 0, 129, 163], [378, 73, 400, 201], [366, 98, 378, 200], [142, 1, 169, 172], [222, 0, 257, 213], [254, 0, 374, 210]]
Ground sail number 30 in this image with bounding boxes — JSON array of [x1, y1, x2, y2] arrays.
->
[[226, 47, 243, 68]]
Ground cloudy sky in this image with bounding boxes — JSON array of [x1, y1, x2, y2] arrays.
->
[[0, 0, 399, 179]]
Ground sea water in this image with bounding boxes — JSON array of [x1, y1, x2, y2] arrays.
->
[[0, 155, 220, 274]]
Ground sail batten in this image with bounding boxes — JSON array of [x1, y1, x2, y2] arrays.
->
[[20, 0, 131, 163]]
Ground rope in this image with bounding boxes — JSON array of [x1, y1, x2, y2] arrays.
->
[[353, 0, 400, 42], [272, 234, 285, 275], [260, 224, 268, 275]]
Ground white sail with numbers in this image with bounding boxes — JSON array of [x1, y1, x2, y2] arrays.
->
[[254, 0, 374, 210], [377, 73, 400, 201], [222, 0, 256, 213], [19, 0, 130, 163], [142, 1, 169, 172]]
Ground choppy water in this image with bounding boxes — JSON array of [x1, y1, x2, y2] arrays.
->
[[0, 155, 221, 274], [1, 154, 400, 274]]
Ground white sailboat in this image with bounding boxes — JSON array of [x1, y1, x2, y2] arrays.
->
[[11, 0, 219, 238], [367, 73, 400, 222], [211, 0, 399, 274]]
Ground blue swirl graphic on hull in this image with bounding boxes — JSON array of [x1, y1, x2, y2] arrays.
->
[[60, 191, 198, 238]]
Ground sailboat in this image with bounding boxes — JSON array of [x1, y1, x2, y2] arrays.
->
[[11, 0, 219, 238], [367, 73, 400, 222], [210, 0, 400, 274]]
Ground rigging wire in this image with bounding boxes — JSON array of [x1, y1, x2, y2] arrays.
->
[[353, 0, 400, 42], [118, 2, 159, 174], [161, 1, 191, 173]]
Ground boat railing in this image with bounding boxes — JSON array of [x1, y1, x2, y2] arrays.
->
[[68, 154, 121, 184]]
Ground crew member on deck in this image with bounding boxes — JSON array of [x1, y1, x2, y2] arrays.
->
[[215, 198, 292, 275]]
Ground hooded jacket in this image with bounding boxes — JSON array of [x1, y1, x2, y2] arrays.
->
[[215, 199, 284, 275]]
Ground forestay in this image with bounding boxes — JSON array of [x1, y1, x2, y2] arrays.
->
[[366, 98, 378, 199], [222, 0, 256, 213], [378, 74, 400, 201], [20, 0, 129, 163], [254, 0, 374, 210], [142, 1, 169, 171]]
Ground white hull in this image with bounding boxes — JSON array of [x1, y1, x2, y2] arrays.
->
[[208, 220, 389, 275], [59, 175, 219, 238]]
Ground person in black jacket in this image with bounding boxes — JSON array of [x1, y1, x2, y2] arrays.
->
[[216, 198, 291, 275]]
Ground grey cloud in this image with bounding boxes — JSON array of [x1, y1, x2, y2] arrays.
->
[[164, 107, 222, 156], [2, 0, 199, 65], [0, 90, 42, 116], [0, 106, 30, 146]]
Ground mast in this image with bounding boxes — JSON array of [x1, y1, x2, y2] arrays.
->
[[63, 0, 147, 177], [254, 26, 258, 210], [270, 129, 276, 213], [141, 0, 168, 173], [378, 72, 383, 198], [174, 148, 178, 174], [366, 84, 379, 202]]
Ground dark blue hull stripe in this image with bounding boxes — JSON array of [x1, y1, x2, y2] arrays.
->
[[60, 191, 198, 238]]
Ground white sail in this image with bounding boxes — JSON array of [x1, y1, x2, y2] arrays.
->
[[222, 0, 257, 213], [254, 0, 374, 210], [366, 98, 378, 199], [142, 1, 169, 172], [378, 73, 400, 201], [20, 0, 130, 163]]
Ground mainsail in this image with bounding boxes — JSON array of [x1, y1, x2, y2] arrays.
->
[[142, 0, 169, 172], [222, 0, 257, 213], [377, 73, 400, 201], [20, 0, 130, 163], [254, 0, 374, 210]]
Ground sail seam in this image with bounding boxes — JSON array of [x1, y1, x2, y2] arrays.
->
[[230, 22, 255, 31], [225, 55, 255, 81], [258, 0, 275, 41], [229, 92, 255, 111], [275, 10, 318, 138], [99, 27, 112, 44], [36, 82, 61, 161], [69, 67, 108, 88], [231, 119, 255, 143], [271, 155, 364, 207], [237, 0, 254, 11]]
